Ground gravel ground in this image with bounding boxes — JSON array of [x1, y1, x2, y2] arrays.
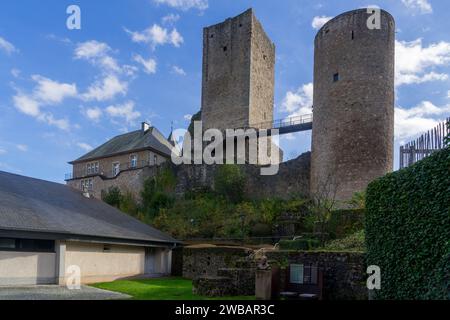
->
[[0, 285, 131, 300]]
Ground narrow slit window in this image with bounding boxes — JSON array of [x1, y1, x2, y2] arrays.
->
[[333, 73, 340, 82], [351, 30, 354, 40], [223, 46, 227, 52]]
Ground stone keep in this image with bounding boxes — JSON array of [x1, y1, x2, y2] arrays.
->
[[311, 9, 395, 201], [201, 8, 275, 131]]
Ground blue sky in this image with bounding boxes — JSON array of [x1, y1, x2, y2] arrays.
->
[[1, 0, 449, 183]]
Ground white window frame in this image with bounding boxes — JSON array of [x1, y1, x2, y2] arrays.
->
[[130, 154, 138, 168], [81, 178, 93, 191], [86, 162, 99, 175], [112, 162, 120, 177]]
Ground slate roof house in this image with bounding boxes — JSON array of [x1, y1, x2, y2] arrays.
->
[[65, 122, 177, 200], [0, 170, 179, 286]]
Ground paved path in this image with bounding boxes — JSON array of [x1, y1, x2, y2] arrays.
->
[[0, 285, 131, 300]]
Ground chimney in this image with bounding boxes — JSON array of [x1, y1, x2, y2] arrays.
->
[[141, 122, 151, 132]]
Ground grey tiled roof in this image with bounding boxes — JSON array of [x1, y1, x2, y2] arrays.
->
[[71, 127, 174, 163], [0, 171, 178, 245]]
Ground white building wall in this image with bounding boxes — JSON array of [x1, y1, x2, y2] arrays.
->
[[0, 252, 56, 286]]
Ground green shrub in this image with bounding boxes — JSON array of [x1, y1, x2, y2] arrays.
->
[[214, 165, 246, 203], [327, 209, 365, 240], [141, 168, 176, 218], [366, 148, 450, 300], [102, 186, 122, 208], [323, 230, 365, 252], [279, 239, 320, 251]]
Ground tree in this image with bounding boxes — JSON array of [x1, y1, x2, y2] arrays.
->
[[214, 165, 246, 203], [308, 173, 339, 246], [141, 168, 176, 218], [101, 186, 122, 208]]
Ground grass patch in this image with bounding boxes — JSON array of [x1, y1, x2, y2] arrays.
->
[[91, 277, 255, 300]]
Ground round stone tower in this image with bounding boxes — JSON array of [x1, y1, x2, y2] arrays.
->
[[310, 9, 395, 202]]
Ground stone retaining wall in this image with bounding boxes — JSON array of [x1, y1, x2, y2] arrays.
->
[[266, 251, 367, 300], [182, 246, 252, 279]]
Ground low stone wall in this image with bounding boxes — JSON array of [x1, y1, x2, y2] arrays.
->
[[182, 246, 253, 279], [266, 251, 367, 300]]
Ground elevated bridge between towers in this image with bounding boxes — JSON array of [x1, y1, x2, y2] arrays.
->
[[245, 113, 313, 136]]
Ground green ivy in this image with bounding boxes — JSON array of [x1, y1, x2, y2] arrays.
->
[[366, 148, 450, 300]]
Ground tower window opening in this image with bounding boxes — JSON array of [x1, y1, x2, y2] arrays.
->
[[333, 73, 340, 82], [210, 34, 214, 38], [239, 23, 243, 27], [223, 46, 227, 52], [351, 30, 354, 40]]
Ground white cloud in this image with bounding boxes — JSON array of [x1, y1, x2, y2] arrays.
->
[[11, 69, 21, 78], [40, 114, 70, 131], [153, 0, 208, 11], [84, 107, 102, 121], [184, 114, 192, 121], [16, 144, 28, 152], [75, 40, 110, 60], [82, 75, 128, 101], [74, 40, 122, 73], [162, 13, 180, 25], [0, 36, 17, 55], [13, 94, 41, 117], [395, 101, 450, 142], [401, 0, 433, 14], [106, 101, 141, 124], [396, 39, 450, 86], [0, 148, 6, 155], [31, 75, 77, 104], [281, 83, 314, 116], [133, 55, 157, 74], [311, 16, 333, 30], [172, 65, 186, 76], [125, 24, 184, 49], [77, 142, 94, 152]]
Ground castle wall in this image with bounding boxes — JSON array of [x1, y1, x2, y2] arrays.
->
[[249, 13, 275, 129], [201, 9, 275, 131], [174, 152, 310, 199], [311, 9, 395, 202]]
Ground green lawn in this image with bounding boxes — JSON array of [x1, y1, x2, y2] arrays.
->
[[91, 277, 255, 300]]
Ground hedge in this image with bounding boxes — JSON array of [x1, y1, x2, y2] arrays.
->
[[366, 147, 450, 300]]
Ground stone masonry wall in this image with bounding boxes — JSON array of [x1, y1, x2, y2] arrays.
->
[[311, 9, 395, 202], [180, 247, 367, 300], [67, 165, 162, 201], [174, 152, 311, 199], [266, 251, 367, 300], [182, 246, 252, 279]]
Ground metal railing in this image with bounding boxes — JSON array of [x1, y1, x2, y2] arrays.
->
[[249, 113, 313, 130]]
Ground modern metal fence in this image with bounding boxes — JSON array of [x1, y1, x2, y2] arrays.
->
[[400, 117, 450, 169]]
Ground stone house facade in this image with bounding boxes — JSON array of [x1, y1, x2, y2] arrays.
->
[[66, 122, 176, 200]]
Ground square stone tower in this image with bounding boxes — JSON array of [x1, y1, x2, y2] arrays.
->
[[201, 8, 275, 131]]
